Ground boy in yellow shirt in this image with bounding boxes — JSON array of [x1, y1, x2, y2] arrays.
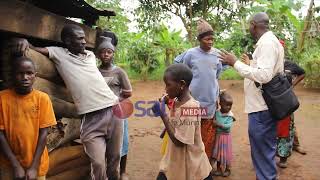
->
[[0, 57, 56, 180]]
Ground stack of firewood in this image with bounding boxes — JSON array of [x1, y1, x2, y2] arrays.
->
[[0, 42, 90, 179]]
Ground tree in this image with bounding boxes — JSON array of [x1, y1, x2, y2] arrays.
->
[[136, 0, 195, 42], [153, 24, 189, 66], [127, 32, 161, 81], [136, 0, 250, 43], [85, 0, 131, 64]]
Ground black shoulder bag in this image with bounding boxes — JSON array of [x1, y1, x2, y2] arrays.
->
[[255, 73, 300, 120]]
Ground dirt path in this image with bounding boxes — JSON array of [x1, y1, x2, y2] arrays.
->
[[126, 80, 320, 180]]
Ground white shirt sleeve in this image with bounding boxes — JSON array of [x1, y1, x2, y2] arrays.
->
[[46, 46, 63, 64], [46, 46, 55, 59], [234, 41, 279, 84]]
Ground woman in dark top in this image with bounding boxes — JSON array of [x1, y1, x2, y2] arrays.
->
[[277, 59, 306, 168]]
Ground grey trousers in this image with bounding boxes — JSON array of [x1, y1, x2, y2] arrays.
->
[[80, 107, 123, 180]]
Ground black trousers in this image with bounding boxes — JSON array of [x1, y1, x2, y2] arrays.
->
[[156, 172, 213, 180]]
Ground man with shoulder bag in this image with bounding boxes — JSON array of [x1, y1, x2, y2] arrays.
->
[[218, 12, 295, 180]]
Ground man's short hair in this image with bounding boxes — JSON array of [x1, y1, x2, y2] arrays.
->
[[61, 24, 84, 42], [164, 64, 193, 86], [252, 12, 270, 29]]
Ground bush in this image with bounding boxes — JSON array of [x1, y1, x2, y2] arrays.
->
[[304, 60, 320, 88], [220, 68, 243, 80], [126, 33, 161, 81]]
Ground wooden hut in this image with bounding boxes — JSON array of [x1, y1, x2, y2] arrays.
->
[[0, 0, 115, 179]]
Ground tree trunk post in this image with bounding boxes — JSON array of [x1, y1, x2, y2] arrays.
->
[[297, 0, 314, 52]]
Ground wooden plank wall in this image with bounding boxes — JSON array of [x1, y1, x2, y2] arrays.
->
[[0, 0, 97, 48]]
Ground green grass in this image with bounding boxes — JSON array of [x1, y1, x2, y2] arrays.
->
[[219, 68, 243, 80], [124, 66, 141, 80], [148, 63, 166, 80], [120, 61, 166, 81], [121, 62, 243, 81]]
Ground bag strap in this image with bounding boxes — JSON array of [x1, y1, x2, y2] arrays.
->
[[254, 73, 280, 89]]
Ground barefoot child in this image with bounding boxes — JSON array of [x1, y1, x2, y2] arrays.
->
[[152, 64, 212, 180], [96, 37, 132, 180], [0, 57, 56, 180], [211, 91, 234, 177]]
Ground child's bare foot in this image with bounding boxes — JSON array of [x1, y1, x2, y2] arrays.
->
[[210, 159, 216, 170], [222, 169, 231, 177], [212, 170, 222, 176], [212, 161, 222, 176], [293, 146, 307, 155], [277, 157, 288, 168], [277, 161, 287, 168]]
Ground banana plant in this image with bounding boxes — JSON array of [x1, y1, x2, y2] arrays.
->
[[153, 24, 189, 66], [127, 32, 161, 81]]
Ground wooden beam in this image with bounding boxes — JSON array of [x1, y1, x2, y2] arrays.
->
[[34, 78, 74, 103], [25, 49, 64, 84], [0, 0, 97, 48], [297, 0, 314, 52]]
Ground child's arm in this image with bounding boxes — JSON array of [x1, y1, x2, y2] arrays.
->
[[0, 131, 25, 179], [152, 101, 184, 147], [159, 96, 173, 139], [216, 117, 233, 130], [159, 128, 166, 138], [212, 119, 220, 127], [160, 114, 184, 147], [119, 69, 133, 100], [25, 128, 48, 179]]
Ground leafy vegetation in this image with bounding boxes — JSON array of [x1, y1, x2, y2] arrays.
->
[[126, 32, 161, 81], [85, 0, 320, 87]]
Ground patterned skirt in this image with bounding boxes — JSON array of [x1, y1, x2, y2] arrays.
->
[[212, 132, 232, 171], [277, 114, 295, 158], [201, 119, 216, 158]]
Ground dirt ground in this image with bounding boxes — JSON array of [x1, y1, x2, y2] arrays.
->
[[126, 80, 320, 180]]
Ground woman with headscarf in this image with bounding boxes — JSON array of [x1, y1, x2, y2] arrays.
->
[[174, 19, 223, 168]]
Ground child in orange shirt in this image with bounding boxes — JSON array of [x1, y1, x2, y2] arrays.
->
[[0, 57, 56, 180]]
